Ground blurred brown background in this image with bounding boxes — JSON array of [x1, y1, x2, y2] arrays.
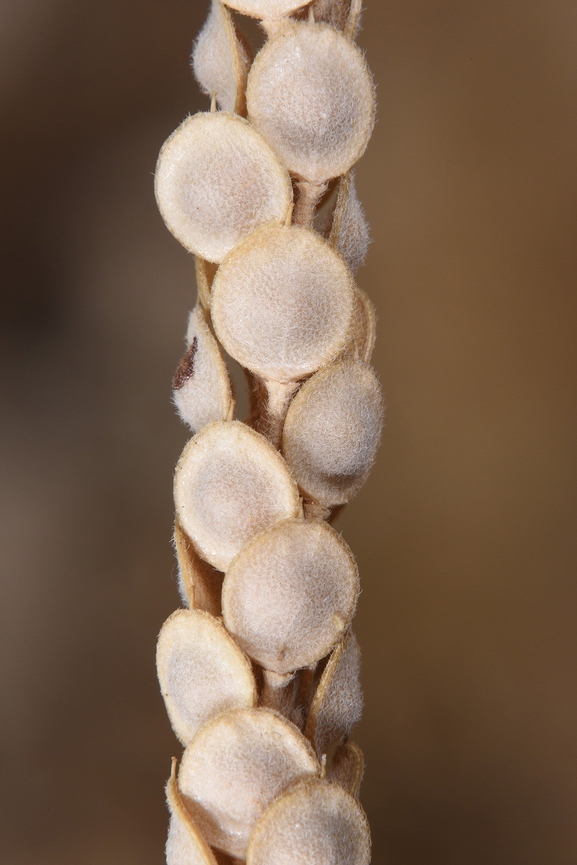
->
[[1, 1, 576, 863]]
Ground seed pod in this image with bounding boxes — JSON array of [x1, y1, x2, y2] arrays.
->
[[341, 288, 377, 364], [174, 519, 224, 615], [172, 305, 234, 435], [157, 609, 257, 745], [174, 421, 300, 571], [223, 0, 309, 20], [304, 631, 362, 757], [179, 707, 319, 858], [166, 760, 219, 865], [327, 742, 364, 797], [309, 0, 363, 37], [222, 519, 359, 675], [211, 225, 355, 383], [246, 779, 371, 865], [321, 173, 370, 275], [247, 23, 375, 183], [155, 112, 292, 263], [192, 0, 252, 115], [282, 360, 384, 506]]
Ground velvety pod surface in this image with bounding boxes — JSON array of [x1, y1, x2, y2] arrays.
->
[[247, 779, 371, 865], [155, 112, 292, 263], [174, 421, 300, 571], [222, 518, 360, 674], [192, 0, 251, 114], [211, 225, 355, 382], [247, 23, 375, 183], [223, 0, 309, 18], [178, 708, 319, 858]]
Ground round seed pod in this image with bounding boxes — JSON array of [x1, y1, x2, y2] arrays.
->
[[172, 305, 234, 436], [166, 760, 219, 865], [327, 742, 364, 797], [157, 609, 257, 746], [211, 225, 355, 383], [222, 519, 359, 675], [155, 112, 292, 263], [247, 23, 375, 183], [340, 288, 376, 364], [282, 360, 384, 506], [179, 708, 319, 858], [192, 0, 252, 115], [246, 779, 371, 865], [304, 630, 363, 757], [174, 421, 300, 571], [223, 0, 309, 20]]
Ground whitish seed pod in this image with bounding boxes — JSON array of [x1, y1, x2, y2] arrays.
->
[[223, 0, 309, 20], [155, 113, 292, 263], [157, 609, 257, 746], [222, 519, 359, 675], [246, 779, 371, 865], [247, 23, 375, 183], [341, 288, 377, 364], [179, 707, 319, 858], [174, 519, 224, 615], [304, 631, 362, 757], [174, 421, 300, 571], [211, 225, 355, 383], [327, 742, 364, 797], [309, 0, 363, 37], [192, 0, 252, 115], [282, 360, 384, 506], [166, 760, 219, 865], [320, 173, 370, 275], [172, 305, 234, 435]]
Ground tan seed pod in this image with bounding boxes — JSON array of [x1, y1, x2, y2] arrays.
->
[[174, 518, 224, 616], [174, 421, 300, 571], [223, 0, 309, 20], [340, 288, 377, 364], [166, 760, 219, 865], [179, 707, 319, 858], [247, 23, 375, 183], [308, 0, 363, 38], [304, 630, 363, 757], [155, 112, 292, 263], [282, 360, 384, 506], [222, 519, 359, 675], [157, 609, 257, 746], [173, 305, 234, 435], [327, 741, 364, 797], [246, 778, 371, 865], [211, 225, 355, 383], [192, 0, 252, 115], [321, 173, 370, 275]]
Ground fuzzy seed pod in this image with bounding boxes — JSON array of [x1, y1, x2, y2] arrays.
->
[[192, 0, 252, 115], [304, 630, 362, 757], [174, 421, 300, 571], [157, 609, 257, 745], [172, 305, 234, 435], [327, 742, 364, 797], [246, 779, 371, 865], [222, 519, 359, 674], [178, 708, 319, 858], [155, 113, 292, 263], [166, 761, 218, 865], [309, 0, 362, 35], [174, 519, 224, 615], [282, 360, 384, 506], [341, 288, 377, 364], [223, 0, 309, 20], [247, 23, 375, 183], [211, 225, 355, 383], [320, 173, 370, 275]]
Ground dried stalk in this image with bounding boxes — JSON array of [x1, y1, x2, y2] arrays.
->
[[155, 2, 382, 862]]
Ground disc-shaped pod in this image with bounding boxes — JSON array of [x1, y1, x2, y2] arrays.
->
[[247, 23, 375, 183], [178, 707, 319, 858], [222, 519, 360, 674], [192, 0, 252, 114], [166, 761, 220, 865], [211, 225, 355, 382], [174, 421, 300, 571], [155, 112, 292, 263], [327, 741, 364, 797]]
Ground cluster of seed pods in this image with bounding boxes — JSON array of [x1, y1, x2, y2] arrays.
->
[[155, 1, 382, 862]]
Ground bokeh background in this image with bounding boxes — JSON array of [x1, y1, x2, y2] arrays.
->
[[2, 1, 577, 862]]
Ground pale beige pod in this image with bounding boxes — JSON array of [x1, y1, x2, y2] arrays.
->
[[222, 519, 360, 675], [282, 360, 384, 506], [247, 23, 375, 183], [211, 225, 355, 383], [166, 759, 219, 865], [174, 421, 300, 571], [341, 288, 377, 364], [327, 742, 364, 797], [321, 173, 370, 275], [172, 305, 234, 435], [304, 630, 363, 757], [192, 0, 252, 115], [155, 112, 292, 263], [157, 609, 257, 746], [223, 0, 309, 20], [246, 779, 371, 865], [179, 707, 320, 858], [174, 518, 224, 616]]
